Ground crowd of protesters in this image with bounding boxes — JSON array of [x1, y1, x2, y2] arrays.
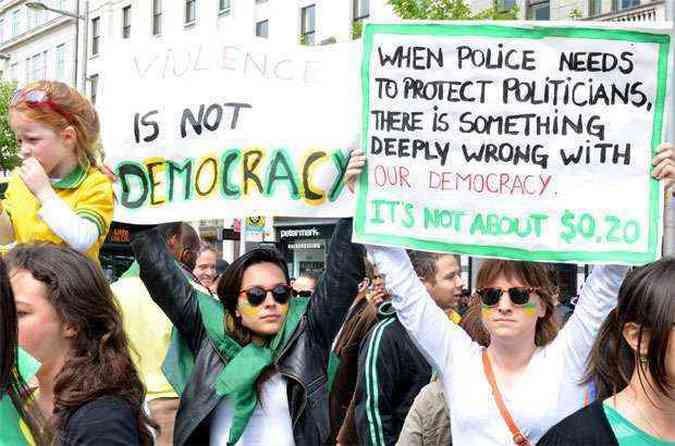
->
[[0, 81, 674, 446]]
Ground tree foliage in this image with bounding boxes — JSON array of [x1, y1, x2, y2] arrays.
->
[[388, 0, 518, 20], [0, 80, 20, 172]]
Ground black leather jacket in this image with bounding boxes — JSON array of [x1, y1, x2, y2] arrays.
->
[[131, 219, 364, 445]]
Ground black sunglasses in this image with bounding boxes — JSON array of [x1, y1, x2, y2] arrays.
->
[[294, 290, 313, 298], [476, 287, 540, 307], [239, 284, 293, 306]]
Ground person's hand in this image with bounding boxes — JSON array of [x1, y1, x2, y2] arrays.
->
[[652, 143, 675, 192], [20, 158, 55, 202], [345, 149, 366, 193], [367, 289, 390, 307]]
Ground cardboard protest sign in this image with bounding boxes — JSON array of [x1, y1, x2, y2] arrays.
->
[[100, 33, 360, 224], [354, 23, 672, 265]]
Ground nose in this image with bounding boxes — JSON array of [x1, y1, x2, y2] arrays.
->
[[496, 292, 514, 313], [19, 144, 31, 159], [262, 291, 277, 308]]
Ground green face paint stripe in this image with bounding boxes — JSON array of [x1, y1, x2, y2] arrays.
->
[[365, 318, 395, 446]]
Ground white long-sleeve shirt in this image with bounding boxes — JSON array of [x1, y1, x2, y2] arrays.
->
[[368, 245, 627, 446]]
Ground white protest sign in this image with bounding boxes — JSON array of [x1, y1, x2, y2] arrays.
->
[[354, 22, 672, 265], [100, 33, 361, 224]]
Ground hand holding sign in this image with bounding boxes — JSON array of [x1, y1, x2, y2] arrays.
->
[[345, 149, 366, 193], [652, 143, 675, 191]]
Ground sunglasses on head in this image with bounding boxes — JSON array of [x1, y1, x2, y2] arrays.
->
[[11, 87, 73, 123], [476, 287, 540, 307], [239, 284, 293, 307]]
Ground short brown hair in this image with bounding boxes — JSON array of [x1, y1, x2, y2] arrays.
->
[[407, 250, 460, 284], [467, 260, 560, 347]]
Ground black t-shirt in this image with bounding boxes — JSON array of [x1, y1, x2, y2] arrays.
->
[[57, 396, 140, 446], [538, 400, 619, 446]]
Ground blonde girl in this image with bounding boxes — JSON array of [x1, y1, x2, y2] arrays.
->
[[0, 80, 113, 262]]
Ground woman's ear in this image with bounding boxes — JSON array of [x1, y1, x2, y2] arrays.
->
[[623, 322, 650, 356], [63, 323, 77, 339]]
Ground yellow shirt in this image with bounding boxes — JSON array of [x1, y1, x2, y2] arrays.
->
[[3, 164, 113, 262], [448, 309, 462, 324], [113, 274, 178, 401]]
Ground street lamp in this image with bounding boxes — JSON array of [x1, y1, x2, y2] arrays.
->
[[26, 1, 89, 93]]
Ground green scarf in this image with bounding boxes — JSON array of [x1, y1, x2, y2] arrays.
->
[[128, 260, 309, 444], [202, 296, 309, 446], [0, 349, 40, 445]]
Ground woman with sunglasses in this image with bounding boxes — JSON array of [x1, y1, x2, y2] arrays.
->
[[344, 143, 675, 445], [131, 218, 364, 445], [538, 258, 675, 445], [0, 81, 113, 263]]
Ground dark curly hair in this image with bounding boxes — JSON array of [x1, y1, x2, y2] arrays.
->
[[6, 244, 155, 444]]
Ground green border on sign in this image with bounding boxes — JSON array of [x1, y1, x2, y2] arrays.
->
[[354, 23, 670, 265]]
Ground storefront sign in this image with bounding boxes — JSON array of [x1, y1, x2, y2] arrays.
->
[[354, 23, 672, 265]]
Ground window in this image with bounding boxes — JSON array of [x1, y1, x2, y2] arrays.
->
[[152, 0, 162, 35], [219, 0, 231, 14], [122, 6, 131, 38], [353, 0, 369, 21], [41, 50, 47, 79], [89, 74, 99, 105], [12, 10, 21, 36], [614, 0, 640, 10], [588, 0, 602, 15], [30, 54, 41, 81], [499, 0, 517, 10], [256, 20, 268, 38], [91, 17, 100, 56], [9, 63, 18, 82], [185, 0, 197, 25], [300, 5, 315, 46], [56, 44, 65, 81], [527, 0, 550, 19], [24, 57, 29, 84]]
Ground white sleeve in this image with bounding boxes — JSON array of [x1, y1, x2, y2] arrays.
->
[[367, 244, 476, 372], [38, 196, 100, 253], [550, 264, 628, 383]]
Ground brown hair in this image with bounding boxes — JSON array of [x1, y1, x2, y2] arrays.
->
[[465, 260, 560, 347], [584, 258, 675, 401], [0, 257, 50, 443], [6, 244, 155, 444], [10, 80, 103, 169], [407, 250, 460, 284]]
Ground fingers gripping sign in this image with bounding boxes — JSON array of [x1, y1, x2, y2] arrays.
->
[[345, 149, 366, 194], [652, 143, 675, 193]]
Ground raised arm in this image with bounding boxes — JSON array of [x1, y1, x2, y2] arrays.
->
[[130, 228, 207, 353], [306, 218, 365, 354], [367, 245, 475, 373], [552, 264, 628, 382]]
